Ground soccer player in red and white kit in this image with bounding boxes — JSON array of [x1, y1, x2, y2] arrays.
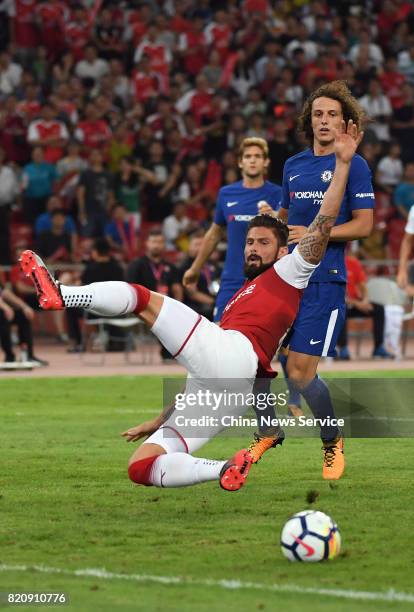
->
[[20, 121, 362, 492]]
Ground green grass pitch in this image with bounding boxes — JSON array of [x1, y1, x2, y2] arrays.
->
[[0, 373, 413, 612]]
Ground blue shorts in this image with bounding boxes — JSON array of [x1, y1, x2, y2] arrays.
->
[[214, 280, 244, 322], [283, 283, 346, 357]]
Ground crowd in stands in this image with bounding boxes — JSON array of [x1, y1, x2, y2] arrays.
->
[[1, 0, 414, 360]]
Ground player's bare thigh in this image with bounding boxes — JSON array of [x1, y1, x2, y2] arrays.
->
[[128, 442, 166, 466], [138, 291, 165, 327]]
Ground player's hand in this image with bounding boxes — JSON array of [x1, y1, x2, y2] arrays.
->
[[121, 418, 161, 442], [257, 201, 277, 217], [183, 267, 200, 288], [287, 225, 307, 244], [333, 119, 364, 164], [397, 268, 408, 289]]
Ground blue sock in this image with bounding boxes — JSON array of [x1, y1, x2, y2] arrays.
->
[[278, 354, 302, 407], [300, 376, 338, 441]]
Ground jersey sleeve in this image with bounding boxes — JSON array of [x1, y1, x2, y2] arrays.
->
[[213, 189, 226, 226], [347, 156, 375, 210], [281, 162, 290, 210], [405, 205, 414, 235], [274, 247, 319, 289]]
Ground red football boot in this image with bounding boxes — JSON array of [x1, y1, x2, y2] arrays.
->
[[20, 250, 64, 310], [219, 449, 253, 491]]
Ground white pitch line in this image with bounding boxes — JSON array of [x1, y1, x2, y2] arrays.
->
[[0, 564, 413, 604]]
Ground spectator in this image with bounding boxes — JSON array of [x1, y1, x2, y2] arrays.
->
[[22, 146, 57, 223], [0, 146, 19, 264], [394, 162, 414, 219], [379, 55, 406, 109], [376, 142, 404, 192], [126, 229, 183, 361], [108, 122, 134, 173], [359, 78, 392, 143], [27, 102, 69, 164], [201, 50, 223, 89], [135, 140, 179, 222], [75, 103, 112, 155], [255, 39, 284, 83], [336, 254, 393, 360], [285, 22, 318, 62], [36, 209, 73, 263], [104, 203, 137, 261], [398, 41, 414, 83], [114, 157, 141, 230], [0, 282, 46, 365], [348, 27, 384, 69], [0, 95, 30, 165], [94, 8, 125, 61], [178, 232, 220, 320], [0, 51, 22, 95], [177, 15, 208, 77], [75, 44, 109, 87], [391, 82, 414, 163], [77, 149, 115, 238], [130, 54, 161, 105], [162, 201, 193, 250], [56, 141, 88, 178], [65, 237, 124, 353]]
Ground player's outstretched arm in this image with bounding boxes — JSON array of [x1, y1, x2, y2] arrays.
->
[[297, 120, 363, 265]]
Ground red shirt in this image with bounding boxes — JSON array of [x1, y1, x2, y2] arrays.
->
[[76, 120, 112, 150], [16, 100, 41, 120], [65, 21, 91, 59], [12, 0, 38, 47], [0, 113, 29, 164], [131, 71, 159, 102], [204, 22, 232, 62], [28, 120, 68, 163], [220, 266, 301, 377], [190, 91, 214, 125], [345, 256, 366, 301], [180, 30, 208, 75], [380, 71, 406, 108]]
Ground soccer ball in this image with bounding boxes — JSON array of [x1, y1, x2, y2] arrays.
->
[[280, 510, 341, 562]]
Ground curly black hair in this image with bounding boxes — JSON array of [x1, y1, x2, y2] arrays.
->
[[298, 80, 366, 143]]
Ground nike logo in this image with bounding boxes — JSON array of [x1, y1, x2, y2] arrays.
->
[[289, 175, 300, 181], [310, 339, 322, 345], [227, 201, 238, 207], [292, 534, 315, 557]]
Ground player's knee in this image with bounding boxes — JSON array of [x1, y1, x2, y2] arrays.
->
[[128, 456, 159, 486]]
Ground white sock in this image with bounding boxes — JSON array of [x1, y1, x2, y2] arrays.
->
[[149, 453, 225, 488], [60, 282, 137, 316]]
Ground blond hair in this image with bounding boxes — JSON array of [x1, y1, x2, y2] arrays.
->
[[238, 137, 269, 160]]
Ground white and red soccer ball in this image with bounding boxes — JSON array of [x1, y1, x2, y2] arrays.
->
[[280, 510, 341, 562]]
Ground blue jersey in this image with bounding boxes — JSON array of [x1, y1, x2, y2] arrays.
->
[[214, 180, 282, 286], [282, 149, 374, 283]]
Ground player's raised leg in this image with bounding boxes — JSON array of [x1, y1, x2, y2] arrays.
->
[[21, 250, 256, 491]]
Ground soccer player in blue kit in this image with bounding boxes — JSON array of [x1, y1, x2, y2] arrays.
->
[[183, 137, 281, 320], [256, 81, 374, 480]]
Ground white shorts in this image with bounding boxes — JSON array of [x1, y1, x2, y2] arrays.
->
[[145, 315, 258, 454]]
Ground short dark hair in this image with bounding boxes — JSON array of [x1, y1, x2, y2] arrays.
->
[[247, 215, 289, 246], [93, 237, 111, 256]]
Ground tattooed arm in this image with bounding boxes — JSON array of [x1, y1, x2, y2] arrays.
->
[[298, 120, 363, 265]]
